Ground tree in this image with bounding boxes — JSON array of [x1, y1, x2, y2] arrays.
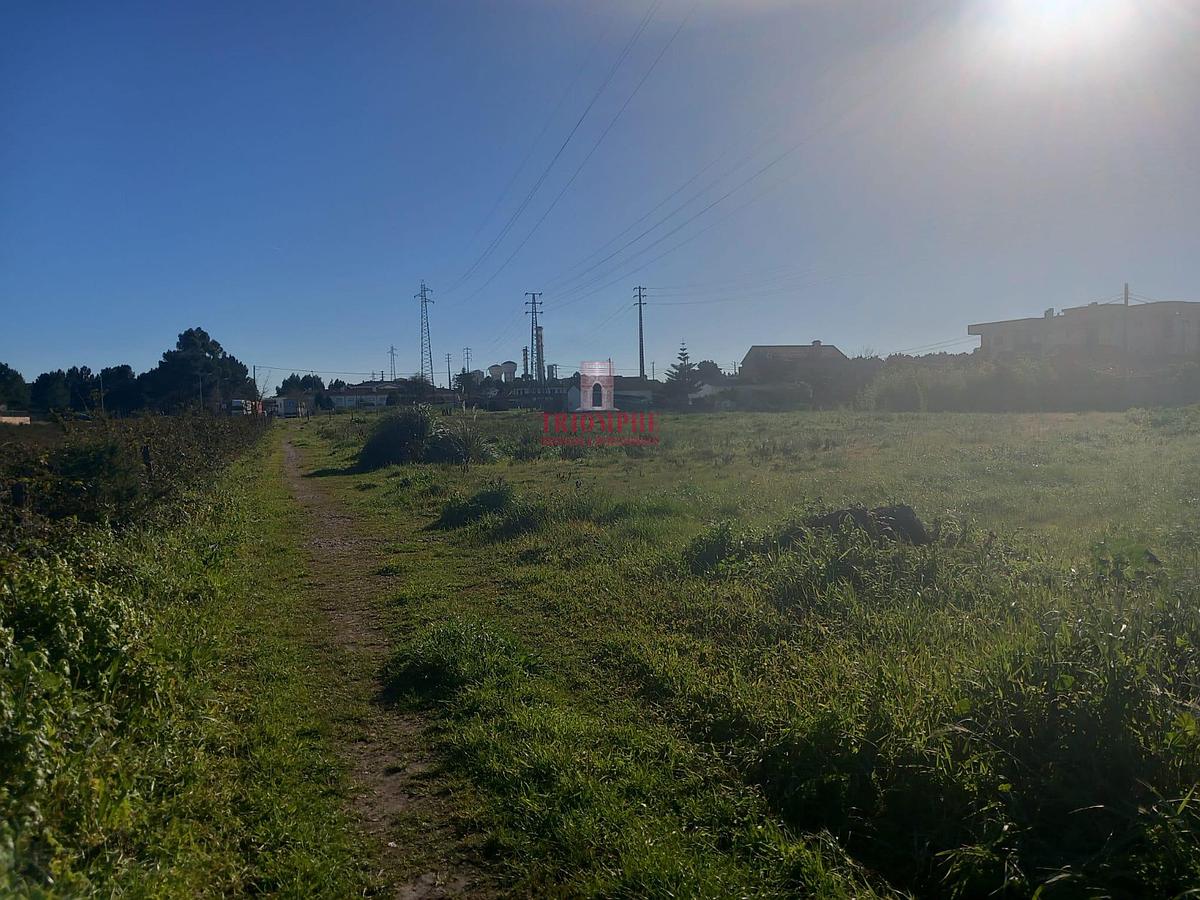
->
[[31, 370, 71, 412], [276, 373, 325, 396], [139, 327, 255, 411], [0, 363, 29, 410], [696, 360, 726, 386], [409, 373, 432, 399], [64, 366, 98, 411], [328, 378, 347, 391], [453, 370, 481, 396], [99, 365, 141, 415], [664, 342, 701, 404]]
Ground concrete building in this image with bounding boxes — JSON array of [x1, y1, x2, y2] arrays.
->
[[969, 301, 1200, 360], [739, 341, 850, 383]]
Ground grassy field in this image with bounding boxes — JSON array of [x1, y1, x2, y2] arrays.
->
[[290, 406, 1200, 897]]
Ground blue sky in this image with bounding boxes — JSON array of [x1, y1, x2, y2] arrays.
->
[[3, 0, 1198, 388]]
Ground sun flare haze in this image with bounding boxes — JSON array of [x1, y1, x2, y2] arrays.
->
[[977, 0, 1139, 63]]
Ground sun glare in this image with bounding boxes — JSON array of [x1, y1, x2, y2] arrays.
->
[[980, 0, 1136, 63]]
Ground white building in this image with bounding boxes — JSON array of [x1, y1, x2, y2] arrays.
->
[[329, 391, 390, 410]]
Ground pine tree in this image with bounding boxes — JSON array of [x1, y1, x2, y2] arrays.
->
[[664, 342, 701, 403]]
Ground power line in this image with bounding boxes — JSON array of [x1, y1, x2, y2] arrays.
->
[[888, 335, 978, 356], [461, 28, 606, 250], [541, 3, 953, 308], [543, 145, 737, 294], [543, 135, 780, 299], [255, 365, 381, 377], [536, 0, 878, 297], [450, 2, 693, 308], [445, 0, 662, 294]]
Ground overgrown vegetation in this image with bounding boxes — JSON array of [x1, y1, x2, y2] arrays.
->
[[305, 406, 1200, 897], [861, 353, 1200, 412], [1, 415, 264, 526], [358, 406, 497, 470], [1, 419, 373, 895]]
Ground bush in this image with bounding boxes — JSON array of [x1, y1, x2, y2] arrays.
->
[[0, 414, 266, 530], [358, 407, 436, 469], [359, 409, 500, 469]]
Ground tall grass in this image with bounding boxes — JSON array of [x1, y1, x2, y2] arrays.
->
[[1, 428, 372, 895], [309, 406, 1200, 896]]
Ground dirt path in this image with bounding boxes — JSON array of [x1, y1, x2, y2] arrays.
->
[[281, 439, 493, 898]]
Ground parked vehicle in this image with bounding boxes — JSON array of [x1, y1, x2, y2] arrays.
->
[[263, 397, 306, 418]]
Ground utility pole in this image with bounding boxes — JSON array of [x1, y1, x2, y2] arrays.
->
[[416, 281, 435, 383], [388, 345, 398, 382], [1123, 281, 1130, 357], [651, 361, 656, 380], [525, 292, 543, 385], [634, 286, 647, 381], [445, 353, 453, 390]]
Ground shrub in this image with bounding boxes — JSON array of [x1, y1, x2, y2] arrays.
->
[[358, 407, 436, 470], [0, 414, 266, 530]]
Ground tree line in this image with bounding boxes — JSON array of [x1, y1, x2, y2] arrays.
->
[[0, 328, 256, 415]]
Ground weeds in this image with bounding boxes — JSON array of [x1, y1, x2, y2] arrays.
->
[[1, 428, 372, 895], [298, 407, 1200, 896]]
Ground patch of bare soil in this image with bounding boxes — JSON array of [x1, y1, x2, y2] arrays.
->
[[282, 440, 495, 898]]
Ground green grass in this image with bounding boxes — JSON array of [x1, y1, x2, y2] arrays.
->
[[295, 408, 1200, 897], [2, 436, 376, 896]]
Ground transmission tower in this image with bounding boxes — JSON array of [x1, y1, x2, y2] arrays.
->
[[463, 347, 472, 374], [525, 292, 544, 384], [388, 345, 397, 382], [416, 281, 435, 383]]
